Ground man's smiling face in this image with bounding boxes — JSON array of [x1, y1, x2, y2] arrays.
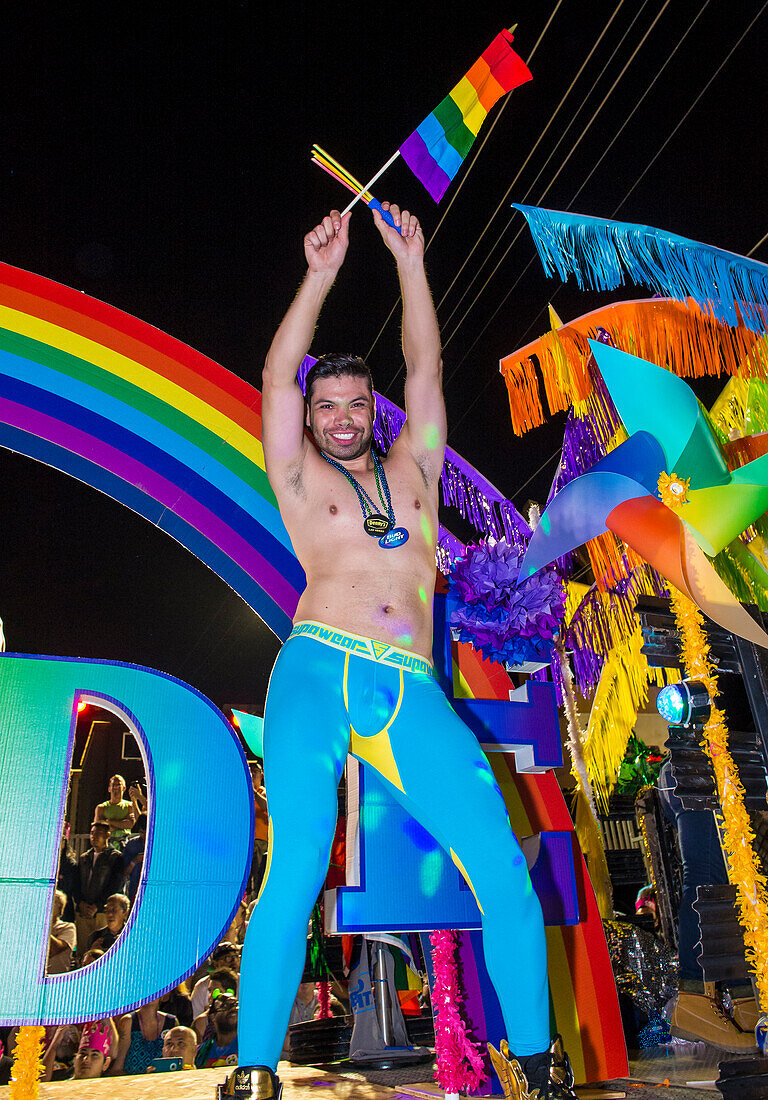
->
[[306, 375, 374, 462]]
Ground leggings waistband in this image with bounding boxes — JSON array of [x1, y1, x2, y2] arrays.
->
[[289, 620, 433, 676]]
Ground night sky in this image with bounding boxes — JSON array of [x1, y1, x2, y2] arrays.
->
[[1, 1, 765, 706]]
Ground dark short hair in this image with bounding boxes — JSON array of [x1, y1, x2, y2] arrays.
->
[[212, 941, 238, 961], [106, 893, 130, 913], [90, 822, 110, 834], [209, 966, 239, 995], [134, 813, 148, 832], [305, 353, 372, 402]]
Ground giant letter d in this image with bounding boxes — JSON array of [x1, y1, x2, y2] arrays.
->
[[0, 654, 253, 1023]]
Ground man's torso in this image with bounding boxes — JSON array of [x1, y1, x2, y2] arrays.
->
[[275, 441, 439, 660], [99, 799, 131, 823], [79, 847, 120, 902]]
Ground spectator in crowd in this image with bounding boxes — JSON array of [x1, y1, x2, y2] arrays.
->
[[56, 825, 78, 921], [159, 983, 194, 1028], [87, 893, 130, 953], [43, 1021, 118, 1081], [72, 1021, 118, 1080], [79, 948, 104, 968], [146, 1026, 198, 1072], [41, 1025, 81, 1081], [122, 813, 147, 903], [110, 999, 179, 1076], [72, 822, 124, 952], [0, 1030, 12, 1087], [195, 994, 238, 1069], [128, 779, 147, 818], [47, 889, 77, 974], [189, 942, 240, 1018], [223, 898, 248, 946], [193, 968, 239, 1041], [249, 761, 269, 900], [281, 982, 320, 1061], [94, 775, 135, 849]]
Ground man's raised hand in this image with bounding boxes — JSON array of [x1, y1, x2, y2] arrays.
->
[[304, 210, 351, 275], [372, 202, 425, 264]]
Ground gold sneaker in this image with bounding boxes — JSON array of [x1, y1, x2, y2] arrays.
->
[[217, 1065, 283, 1099], [487, 1035, 577, 1100]]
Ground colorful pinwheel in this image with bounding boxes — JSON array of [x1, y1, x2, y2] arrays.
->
[[522, 341, 768, 646]]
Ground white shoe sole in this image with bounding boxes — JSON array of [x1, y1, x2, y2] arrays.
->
[[670, 1023, 759, 1052]]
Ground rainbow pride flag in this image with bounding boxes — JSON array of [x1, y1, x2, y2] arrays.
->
[[399, 29, 532, 202]]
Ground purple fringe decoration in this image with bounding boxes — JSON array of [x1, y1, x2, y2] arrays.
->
[[549, 646, 566, 706]]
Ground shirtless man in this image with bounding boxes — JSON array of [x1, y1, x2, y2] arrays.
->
[[228, 206, 577, 1100]]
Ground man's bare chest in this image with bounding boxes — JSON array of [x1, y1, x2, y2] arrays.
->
[[279, 455, 438, 562]]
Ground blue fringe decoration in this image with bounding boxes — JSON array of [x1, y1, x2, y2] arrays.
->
[[514, 204, 768, 334]]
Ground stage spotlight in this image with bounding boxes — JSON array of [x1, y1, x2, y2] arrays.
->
[[656, 679, 711, 728]]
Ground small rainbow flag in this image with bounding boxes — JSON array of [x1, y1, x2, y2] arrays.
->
[[399, 29, 532, 202]]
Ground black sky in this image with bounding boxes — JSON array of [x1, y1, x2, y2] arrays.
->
[[0, 1, 765, 706]]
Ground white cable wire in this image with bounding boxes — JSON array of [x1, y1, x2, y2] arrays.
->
[[748, 230, 768, 259], [569, 0, 712, 207], [613, 0, 768, 216], [380, 0, 633, 394]]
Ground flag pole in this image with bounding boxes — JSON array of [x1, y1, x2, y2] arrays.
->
[[341, 150, 401, 216]]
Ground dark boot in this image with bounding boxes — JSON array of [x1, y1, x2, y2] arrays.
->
[[217, 1065, 283, 1099], [487, 1035, 577, 1100]]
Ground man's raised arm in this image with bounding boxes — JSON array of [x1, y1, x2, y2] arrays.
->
[[262, 210, 350, 480], [372, 203, 446, 485]]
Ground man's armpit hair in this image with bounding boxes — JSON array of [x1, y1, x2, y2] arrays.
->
[[415, 454, 433, 488], [284, 459, 306, 498]]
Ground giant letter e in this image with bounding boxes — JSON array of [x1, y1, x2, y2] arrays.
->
[[0, 654, 253, 1023]]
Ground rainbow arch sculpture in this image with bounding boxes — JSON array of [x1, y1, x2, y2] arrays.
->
[[0, 262, 301, 638], [0, 261, 626, 1082]]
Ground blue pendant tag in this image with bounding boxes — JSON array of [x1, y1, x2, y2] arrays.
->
[[379, 526, 409, 549]]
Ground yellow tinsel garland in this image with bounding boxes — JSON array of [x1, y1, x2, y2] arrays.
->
[[582, 626, 675, 812], [9, 1026, 45, 1100], [669, 588, 768, 1012]]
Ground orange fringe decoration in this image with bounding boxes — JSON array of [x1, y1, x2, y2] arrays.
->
[[503, 357, 544, 435], [586, 532, 646, 592], [669, 588, 768, 1013], [499, 298, 767, 436]]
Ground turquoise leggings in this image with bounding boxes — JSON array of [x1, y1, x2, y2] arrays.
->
[[239, 623, 549, 1067]]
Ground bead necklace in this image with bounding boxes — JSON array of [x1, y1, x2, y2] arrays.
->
[[321, 450, 409, 549]]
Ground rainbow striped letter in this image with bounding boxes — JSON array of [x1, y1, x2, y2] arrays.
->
[[399, 29, 532, 202]]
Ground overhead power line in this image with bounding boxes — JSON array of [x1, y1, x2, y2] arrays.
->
[[440, 0, 674, 363]]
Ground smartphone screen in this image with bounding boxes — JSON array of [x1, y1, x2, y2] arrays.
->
[[148, 1057, 182, 1072]]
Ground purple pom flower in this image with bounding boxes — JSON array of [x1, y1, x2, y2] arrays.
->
[[449, 539, 565, 667]]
